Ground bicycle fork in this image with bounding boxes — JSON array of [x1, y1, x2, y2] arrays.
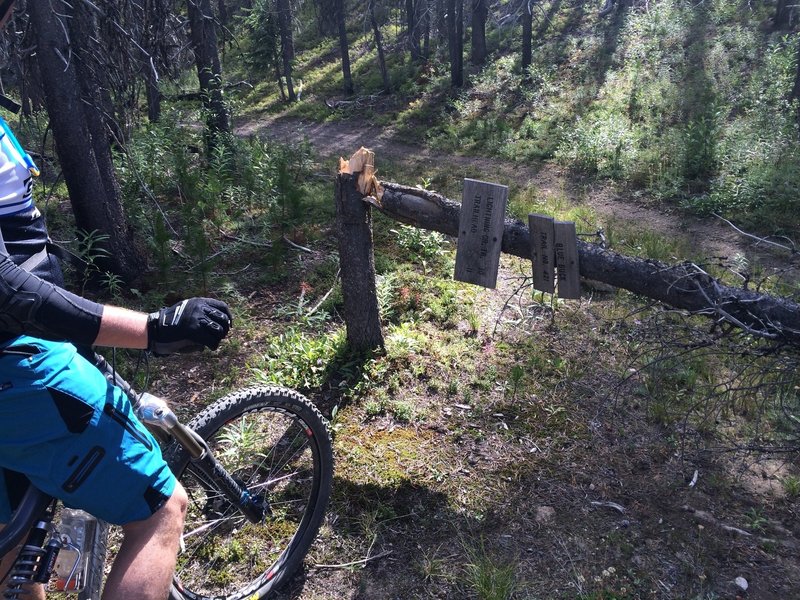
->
[[98, 354, 270, 524], [136, 393, 269, 524]]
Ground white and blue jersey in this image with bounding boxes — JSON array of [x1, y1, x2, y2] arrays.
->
[[0, 116, 38, 218]]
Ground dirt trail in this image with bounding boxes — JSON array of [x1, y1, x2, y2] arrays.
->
[[237, 114, 798, 281]]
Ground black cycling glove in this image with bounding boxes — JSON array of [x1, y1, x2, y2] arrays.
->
[[147, 297, 232, 355]]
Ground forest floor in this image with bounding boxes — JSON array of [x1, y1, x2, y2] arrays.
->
[[157, 112, 800, 600]]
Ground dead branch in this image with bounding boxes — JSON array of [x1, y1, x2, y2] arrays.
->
[[682, 505, 799, 550], [314, 550, 393, 569], [713, 213, 798, 256]]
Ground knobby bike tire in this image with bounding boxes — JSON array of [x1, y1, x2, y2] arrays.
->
[[166, 387, 333, 600], [77, 519, 108, 600]]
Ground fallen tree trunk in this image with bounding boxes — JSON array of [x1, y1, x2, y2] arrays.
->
[[369, 181, 800, 348]]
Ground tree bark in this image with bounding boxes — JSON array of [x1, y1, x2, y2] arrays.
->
[[29, 2, 147, 282], [470, 0, 487, 65], [422, 0, 431, 57], [447, 0, 463, 87], [336, 0, 354, 95], [522, 0, 533, 71], [335, 174, 384, 352], [456, 0, 464, 80], [146, 77, 162, 123], [276, 0, 296, 101], [187, 0, 231, 142], [143, 0, 171, 123], [368, 182, 800, 348], [315, 0, 338, 37], [772, 0, 793, 30], [791, 39, 800, 111], [369, 0, 391, 93], [406, 0, 422, 61]]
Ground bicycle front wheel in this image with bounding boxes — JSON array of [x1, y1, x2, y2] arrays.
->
[[77, 518, 108, 600], [167, 387, 333, 600]]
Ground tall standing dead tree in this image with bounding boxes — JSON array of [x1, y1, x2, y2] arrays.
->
[[336, 0, 354, 95], [276, 0, 296, 101], [369, 0, 391, 93], [447, 0, 463, 87], [406, 0, 423, 61], [29, 1, 147, 282], [471, 0, 488, 65], [187, 0, 231, 143], [522, 0, 534, 70]]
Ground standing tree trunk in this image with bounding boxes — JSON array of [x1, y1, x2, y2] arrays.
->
[[29, 2, 146, 282], [146, 77, 162, 123], [406, 0, 423, 61], [187, 0, 230, 146], [436, 0, 447, 41], [470, 0, 487, 65], [789, 41, 800, 121], [456, 0, 464, 79], [336, 0, 354, 95], [217, 0, 229, 28], [422, 0, 431, 57], [142, 0, 173, 123], [773, 0, 793, 30], [315, 0, 338, 36], [370, 0, 391, 93], [447, 0, 463, 87], [522, 0, 533, 70], [276, 0, 296, 101]]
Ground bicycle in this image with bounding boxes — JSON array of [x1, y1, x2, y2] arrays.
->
[[0, 351, 334, 600]]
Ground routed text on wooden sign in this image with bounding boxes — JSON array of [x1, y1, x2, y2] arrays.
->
[[454, 179, 509, 289]]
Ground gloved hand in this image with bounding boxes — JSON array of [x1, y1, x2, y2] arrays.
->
[[147, 297, 232, 355]]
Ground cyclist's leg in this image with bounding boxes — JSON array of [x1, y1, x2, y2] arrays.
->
[[0, 337, 180, 597], [0, 524, 45, 600], [101, 482, 187, 600]]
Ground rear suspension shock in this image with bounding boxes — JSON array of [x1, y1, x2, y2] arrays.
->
[[3, 520, 49, 600]]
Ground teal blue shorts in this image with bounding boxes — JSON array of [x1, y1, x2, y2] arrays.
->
[[0, 335, 176, 525]]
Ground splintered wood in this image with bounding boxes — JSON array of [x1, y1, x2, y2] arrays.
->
[[339, 147, 383, 201]]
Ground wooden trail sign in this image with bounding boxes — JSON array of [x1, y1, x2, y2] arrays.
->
[[529, 214, 555, 294], [529, 214, 581, 299], [454, 179, 509, 289], [554, 221, 580, 299]]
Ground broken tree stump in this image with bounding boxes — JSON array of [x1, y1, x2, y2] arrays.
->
[[365, 181, 800, 348], [334, 149, 384, 353]]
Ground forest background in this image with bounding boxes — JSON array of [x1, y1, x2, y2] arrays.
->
[[2, 0, 800, 598]]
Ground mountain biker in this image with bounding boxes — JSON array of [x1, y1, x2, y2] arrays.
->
[[0, 3, 233, 599]]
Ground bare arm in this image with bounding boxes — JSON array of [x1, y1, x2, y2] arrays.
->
[[93, 306, 148, 349]]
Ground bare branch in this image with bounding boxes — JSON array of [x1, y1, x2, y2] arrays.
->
[[713, 213, 798, 255]]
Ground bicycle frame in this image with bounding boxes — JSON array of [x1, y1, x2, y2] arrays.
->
[[0, 352, 267, 595]]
